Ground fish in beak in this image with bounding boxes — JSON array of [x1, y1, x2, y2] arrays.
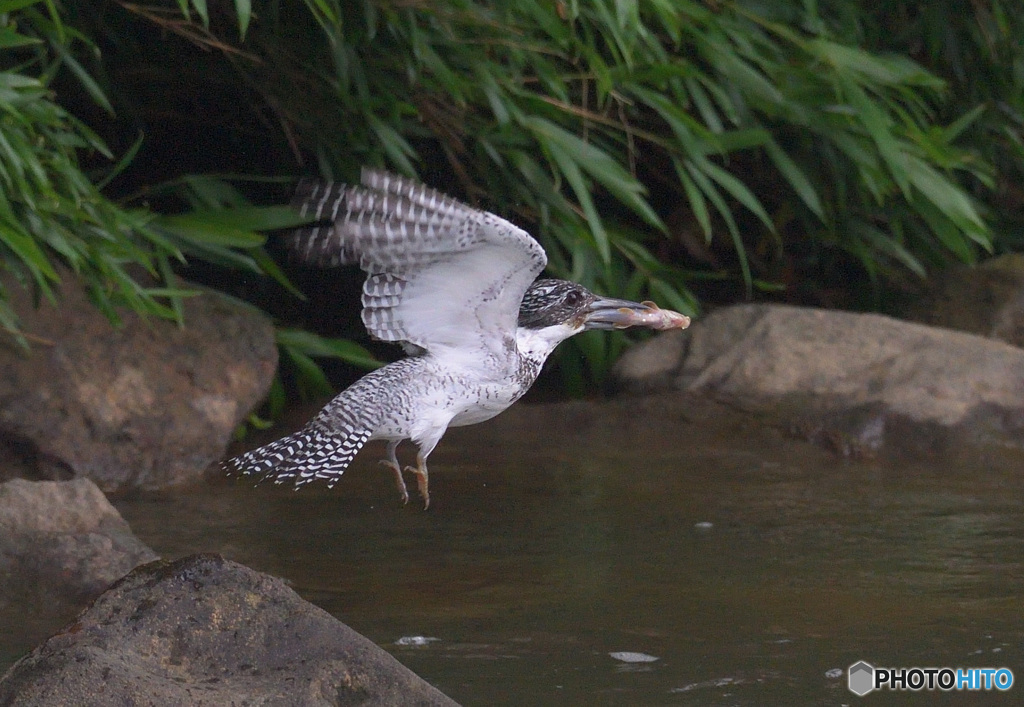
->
[[583, 297, 691, 331]]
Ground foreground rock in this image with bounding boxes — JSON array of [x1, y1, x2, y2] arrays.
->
[[0, 478, 157, 604], [0, 273, 276, 491], [0, 478, 157, 664], [0, 554, 459, 707], [613, 304, 1024, 456]]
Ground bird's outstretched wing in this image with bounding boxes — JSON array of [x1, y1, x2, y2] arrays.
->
[[288, 169, 547, 360]]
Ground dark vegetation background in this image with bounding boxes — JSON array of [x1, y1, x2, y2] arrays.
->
[[1, 0, 1021, 409]]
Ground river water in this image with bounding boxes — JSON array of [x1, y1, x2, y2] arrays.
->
[[76, 396, 1024, 703]]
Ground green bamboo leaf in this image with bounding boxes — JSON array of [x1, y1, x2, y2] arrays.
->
[[156, 254, 185, 325], [914, 198, 975, 261], [943, 104, 987, 142], [695, 74, 741, 126], [48, 40, 114, 116], [180, 174, 251, 209], [366, 113, 417, 176], [632, 85, 718, 154], [685, 76, 723, 133], [141, 287, 203, 298], [826, 131, 885, 200], [190, 0, 209, 27], [520, 0, 572, 43], [477, 68, 510, 125], [0, 0, 45, 11], [414, 41, 464, 102], [242, 412, 275, 434], [199, 205, 311, 232], [156, 213, 267, 247], [524, 116, 665, 232], [276, 328, 382, 369], [543, 137, 610, 263], [0, 128, 28, 188], [614, 0, 639, 31], [234, 0, 251, 40], [530, 55, 570, 102], [614, 236, 663, 272], [683, 160, 752, 293], [304, 0, 339, 26], [0, 299, 28, 350], [0, 71, 42, 90], [710, 47, 785, 109], [842, 76, 909, 196], [699, 159, 776, 232], [675, 164, 712, 239], [250, 247, 306, 300], [712, 129, 772, 152], [646, 0, 685, 40], [284, 347, 334, 400], [571, 329, 608, 379], [264, 375, 286, 422], [852, 221, 926, 277], [0, 27, 41, 48], [0, 221, 60, 283], [808, 39, 943, 88], [764, 139, 824, 218], [614, 62, 695, 85], [96, 131, 144, 190], [904, 155, 989, 245]]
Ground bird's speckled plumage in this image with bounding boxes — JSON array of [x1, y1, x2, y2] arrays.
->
[[288, 169, 547, 360], [224, 168, 688, 506]]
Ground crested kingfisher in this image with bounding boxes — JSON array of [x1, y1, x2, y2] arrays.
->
[[224, 168, 689, 507]]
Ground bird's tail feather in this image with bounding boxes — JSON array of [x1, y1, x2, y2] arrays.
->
[[222, 419, 371, 489]]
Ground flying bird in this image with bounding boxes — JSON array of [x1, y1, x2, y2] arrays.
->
[[224, 168, 689, 507]]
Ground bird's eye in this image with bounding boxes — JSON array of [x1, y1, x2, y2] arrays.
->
[[563, 291, 583, 307]]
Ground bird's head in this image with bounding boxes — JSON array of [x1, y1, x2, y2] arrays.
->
[[516, 279, 690, 359]]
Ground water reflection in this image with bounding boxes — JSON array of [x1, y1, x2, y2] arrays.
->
[[106, 396, 1024, 704]]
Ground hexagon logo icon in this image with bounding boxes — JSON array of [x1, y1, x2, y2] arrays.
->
[[848, 661, 875, 696]]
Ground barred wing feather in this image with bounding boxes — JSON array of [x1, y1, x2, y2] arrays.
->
[[289, 169, 547, 359]]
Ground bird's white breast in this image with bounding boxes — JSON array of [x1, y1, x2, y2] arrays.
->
[[447, 378, 528, 427], [371, 321, 579, 443]]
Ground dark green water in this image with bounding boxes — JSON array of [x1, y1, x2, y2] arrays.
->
[[4, 397, 1020, 704], [106, 398, 1023, 705]]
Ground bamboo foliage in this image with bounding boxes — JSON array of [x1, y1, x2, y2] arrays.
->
[[0, 0, 1003, 388], [229, 1, 992, 284], [0, 1, 309, 347], [226, 0, 992, 380]]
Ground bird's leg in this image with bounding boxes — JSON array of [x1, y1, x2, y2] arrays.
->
[[403, 451, 430, 510], [378, 439, 409, 505]]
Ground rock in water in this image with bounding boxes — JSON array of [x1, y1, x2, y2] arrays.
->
[[901, 253, 1024, 347], [0, 554, 459, 707], [0, 477, 157, 597], [612, 303, 1024, 454], [0, 478, 158, 669], [0, 272, 277, 491]]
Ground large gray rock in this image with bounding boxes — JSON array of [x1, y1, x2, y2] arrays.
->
[[0, 554, 459, 706], [0, 478, 157, 664], [613, 304, 1024, 454], [0, 478, 157, 603], [902, 253, 1024, 348], [0, 273, 277, 491]]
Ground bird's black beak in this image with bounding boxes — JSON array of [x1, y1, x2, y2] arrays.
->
[[583, 297, 691, 331]]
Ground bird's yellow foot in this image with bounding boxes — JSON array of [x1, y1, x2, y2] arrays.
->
[[404, 452, 430, 510], [379, 459, 409, 505]]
